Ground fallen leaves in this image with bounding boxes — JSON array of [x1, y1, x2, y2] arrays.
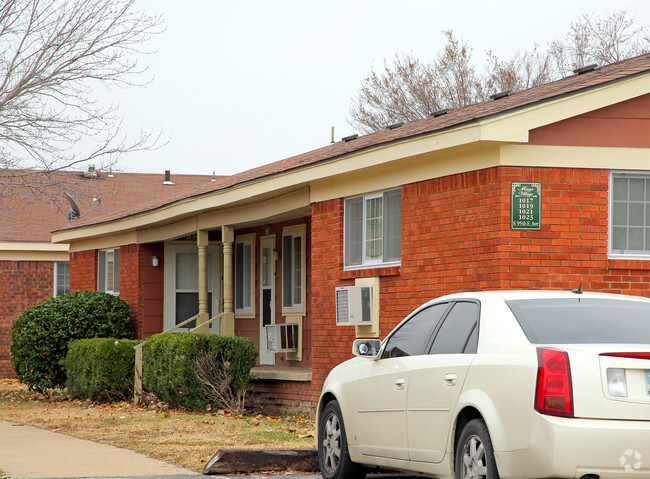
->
[[0, 379, 315, 472]]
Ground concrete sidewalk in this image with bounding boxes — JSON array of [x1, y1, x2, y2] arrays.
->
[[0, 420, 200, 478]]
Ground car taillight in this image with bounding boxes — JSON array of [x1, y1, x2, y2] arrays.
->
[[535, 347, 574, 417]]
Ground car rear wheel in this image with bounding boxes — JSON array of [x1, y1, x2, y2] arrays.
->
[[318, 399, 366, 479], [455, 418, 500, 479]]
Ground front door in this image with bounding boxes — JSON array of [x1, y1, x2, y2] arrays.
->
[[259, 236, 275, 365], [165, 243, 221, 332]]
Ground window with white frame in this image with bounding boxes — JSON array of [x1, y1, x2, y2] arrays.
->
[[235, 235, 254, 314], [345, 189, 401, 268], [282, 225, 305, 311], [54, 262, 70, 296], [611, 173, 650, 256], [98, 248, 119, 294]]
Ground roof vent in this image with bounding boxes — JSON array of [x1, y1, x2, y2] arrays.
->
[[573, 63, 598, 75], [163, 170, 175, 185], [385, 122, 404, 130], [430, 108, 448, 117], [342, 134, 358, 142], [490, 90, 511, 100]]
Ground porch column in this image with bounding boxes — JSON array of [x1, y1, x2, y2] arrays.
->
[[196, 229, 209, 333], [221, 225, 235, 336]]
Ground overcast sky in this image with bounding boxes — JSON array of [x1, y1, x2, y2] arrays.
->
[[109, 0, 650, 176]]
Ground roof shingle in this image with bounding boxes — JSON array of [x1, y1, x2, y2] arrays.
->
[[1, 171, 214, 242]]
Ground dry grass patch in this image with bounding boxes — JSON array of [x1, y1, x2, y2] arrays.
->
[[0, 379, 314, 472]]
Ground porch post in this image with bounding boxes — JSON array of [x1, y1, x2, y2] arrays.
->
[[196, 229, 210, 333], [221, 225, 235, 336]]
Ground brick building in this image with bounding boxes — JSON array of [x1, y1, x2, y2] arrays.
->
[[53, 54, 650, 413], [0, 170, 214, 378]]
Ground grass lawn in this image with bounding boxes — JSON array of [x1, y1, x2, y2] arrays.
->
[[0, 379, 315, 472]]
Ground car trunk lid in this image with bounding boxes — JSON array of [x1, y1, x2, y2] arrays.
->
[[567, 345, 650, 420]]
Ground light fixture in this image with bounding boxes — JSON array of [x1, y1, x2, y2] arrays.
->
[[151, 255, 159, 267]]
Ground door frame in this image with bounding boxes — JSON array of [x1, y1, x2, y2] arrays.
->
[[164, 242, 222, 332], [259, 235, 276, 365]]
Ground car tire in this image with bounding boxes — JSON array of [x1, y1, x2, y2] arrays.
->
[[318, 399, 366, 479], [455, 418, 500, 479]]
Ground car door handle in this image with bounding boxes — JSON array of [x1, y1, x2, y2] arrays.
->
[[394, 378, 406, 390], [444, 374, 458, 387]]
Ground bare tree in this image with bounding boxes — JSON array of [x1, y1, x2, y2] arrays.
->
[[349, 10, 650, 134], [348, 31, 482, 133], [483, 45, 554, 95], [0, 0, 162, 198], [347, 52, 439, 133], [550, 10, 650, 74]]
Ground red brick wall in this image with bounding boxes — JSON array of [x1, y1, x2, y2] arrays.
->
[[118, 244, 142, 337], [70, 245, 164, 339], [496, 167, 611, 291], [140, 243, 164, 337], [311, 198, 347, 406], [309, 165, 650, 412], [247, 380, 314, 415], [0, 261, 54, 377], [70, 250, 97, 292]]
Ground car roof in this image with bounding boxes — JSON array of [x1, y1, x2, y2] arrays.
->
[[428, 290, 650, 304]]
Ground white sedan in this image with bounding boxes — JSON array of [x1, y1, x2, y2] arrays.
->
[[317, 291, 650, 479]]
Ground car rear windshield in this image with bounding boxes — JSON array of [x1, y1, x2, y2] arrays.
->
[[506, 298, 650, 344]]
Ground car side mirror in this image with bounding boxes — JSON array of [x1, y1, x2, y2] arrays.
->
[[353, 339, 382, 359]]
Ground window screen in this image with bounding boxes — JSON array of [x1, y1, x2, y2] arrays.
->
[[611, 175, 650, 254], [344, 189, 401, 267], [235, 240, 252, 311]]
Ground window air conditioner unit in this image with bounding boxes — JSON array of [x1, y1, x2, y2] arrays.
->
[[335, 286, 373, 326], [265, 323, 299, 353]]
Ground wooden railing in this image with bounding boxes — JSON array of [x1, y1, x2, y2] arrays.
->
[[133, 312, 225, 405]]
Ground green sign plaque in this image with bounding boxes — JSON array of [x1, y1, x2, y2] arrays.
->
[[511, 182, 541, 230]]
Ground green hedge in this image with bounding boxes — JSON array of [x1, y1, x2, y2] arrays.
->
[[64, 338, 142, 401], [143, 333, 257, 410], [11, 291, 133, 392]]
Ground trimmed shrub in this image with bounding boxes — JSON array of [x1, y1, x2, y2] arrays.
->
[[11, 291, 133, 392], [142, 333, 257, 410], [64, 338, 142, 401]]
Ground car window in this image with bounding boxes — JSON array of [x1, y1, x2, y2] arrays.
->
[[463, 323, 479, 353], [383, 302, 449, 358], [507, 298, 650, 344], [429, 301, 480, 354]]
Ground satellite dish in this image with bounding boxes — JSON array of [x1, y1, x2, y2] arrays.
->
[[65, 192, 81, 218], [64, 192, 101, 225]]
